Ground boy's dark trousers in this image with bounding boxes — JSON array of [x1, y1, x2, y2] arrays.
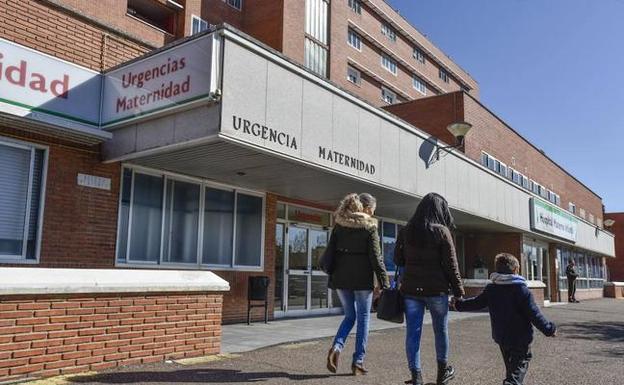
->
[[567, 277, 577, 301], [499, 344, 532, 385]]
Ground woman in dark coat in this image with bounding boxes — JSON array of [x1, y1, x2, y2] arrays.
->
[[325, 193, 389, 375], [394, 193, 464, 385]]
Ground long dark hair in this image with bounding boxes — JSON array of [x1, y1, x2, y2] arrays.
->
[[404, 193, 455, 245]]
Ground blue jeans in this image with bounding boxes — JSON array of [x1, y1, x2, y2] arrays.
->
[[332, 289, 373, 364], [404, 295, 450, 371]]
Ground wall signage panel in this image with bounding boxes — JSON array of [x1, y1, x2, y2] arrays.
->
[[102, 34, 217, 126], [0, 38, 101, 126], [530, 198, 578, 242]]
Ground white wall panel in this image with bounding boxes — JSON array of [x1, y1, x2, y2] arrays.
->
[[379, 121, 400, 188], [357, 110, 382, 183]]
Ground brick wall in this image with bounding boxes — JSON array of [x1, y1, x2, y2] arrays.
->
[[0, 127, 120, 268], [0, 0, 152, 71], [0, 292, 222, 383], [242, 0, 284, 53], [605, 213, 624, 281], [463, 232, 523, 278], [383, 91, 605, 225]]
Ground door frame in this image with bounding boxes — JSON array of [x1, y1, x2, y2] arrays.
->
[[273, 204, 342, 318]]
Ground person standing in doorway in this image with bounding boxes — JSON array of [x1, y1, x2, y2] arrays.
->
[[566, 259, 580, 303], [394, 193, 464, 385], [326, 193, 390, 375]]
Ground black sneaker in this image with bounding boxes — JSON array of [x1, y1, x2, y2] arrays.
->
[[405, 369, 423, 385], [437, 362, 455, 385]]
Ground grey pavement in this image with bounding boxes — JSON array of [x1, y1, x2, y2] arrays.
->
[[221, 310, 487, 353], [45, 299, 624, 385]]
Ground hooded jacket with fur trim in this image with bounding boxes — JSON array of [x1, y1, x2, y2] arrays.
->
[[326, 212, 390, 290]]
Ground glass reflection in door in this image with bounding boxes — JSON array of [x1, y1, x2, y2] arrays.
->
[[287, 226, 308, 310], [310, 229, 328, 309]]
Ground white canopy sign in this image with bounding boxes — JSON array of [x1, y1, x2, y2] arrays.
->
[[530, 198, 578, 242], [0, 38, 101, 126]]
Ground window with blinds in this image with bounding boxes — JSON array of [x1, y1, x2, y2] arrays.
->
[[305, 0, 329, 77], [0, 140, 45, 261]]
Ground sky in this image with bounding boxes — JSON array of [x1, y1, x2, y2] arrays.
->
[[386, 0, 624, 212]]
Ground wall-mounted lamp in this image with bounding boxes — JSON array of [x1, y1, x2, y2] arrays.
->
[[604, 219, 615, 227], [436, 121, 472, 160]]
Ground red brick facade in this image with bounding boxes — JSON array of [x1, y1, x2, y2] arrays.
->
[[605, 213, 624, 281], [383, 91, 604, 225], [0, 292, 222, 383]]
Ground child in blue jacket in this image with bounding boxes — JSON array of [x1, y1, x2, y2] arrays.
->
[[454, 253, 556, 385]]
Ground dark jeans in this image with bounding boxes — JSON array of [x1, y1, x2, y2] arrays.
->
[[499, 345, 532, 385], [567, 277, 577, 301]]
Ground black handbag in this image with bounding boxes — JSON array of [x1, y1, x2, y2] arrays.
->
[[376, 268, 404, 323]]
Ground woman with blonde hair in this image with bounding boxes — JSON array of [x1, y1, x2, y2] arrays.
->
[[325, 193, 389, 375]]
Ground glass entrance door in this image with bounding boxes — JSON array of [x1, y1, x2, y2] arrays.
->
[[284, 225, 334, 315]]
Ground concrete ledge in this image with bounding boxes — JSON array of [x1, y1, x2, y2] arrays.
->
[[604, 282, 624, 287], [0, 267, 230, 295]]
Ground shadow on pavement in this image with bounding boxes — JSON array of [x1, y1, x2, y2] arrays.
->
[[561, 321, 624, 357], [68, 369, 334, 383]]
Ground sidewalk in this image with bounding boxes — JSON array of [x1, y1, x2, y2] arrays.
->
[[222, 310, 487, 353]]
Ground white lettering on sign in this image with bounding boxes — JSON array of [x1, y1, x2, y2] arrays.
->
[[102, 34, 216, 126], [77, 174, 111, 191], [0, 38, 101, 126], [530, 198, 578, 242]]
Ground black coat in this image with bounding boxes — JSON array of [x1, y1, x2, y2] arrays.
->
[[326, 213, 389, 291], [455, 278, 556, 348], [393, 225, 464, 298], [566, 264, 579, 280]]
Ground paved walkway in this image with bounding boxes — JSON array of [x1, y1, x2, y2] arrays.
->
[[28, 299, 624, 385], [221, 310, 486, 353]]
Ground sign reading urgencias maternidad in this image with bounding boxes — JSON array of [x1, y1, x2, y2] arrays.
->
[[101, 32, 218, 126]]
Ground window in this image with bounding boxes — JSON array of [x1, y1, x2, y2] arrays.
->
[[127, 0, 177, 34], [439, 68, 449, 83], [0, 139, 46, 262], [117, 167, 264, 269], [413, 48, 425, 64], [529, 180, 535, 193], [225, 0, 242, 10], [347, 28, 361, 50], [588, 214, 595, 224], [412, 75, 426, 95], [305, 0, 329, 77], [381, 87, 396, 104], [569, 202, 576, 214], [480, 152, 489, 167], [579, 208, 586, 219], [555, 194, 561, 206], [381, 23, 397, 42], [348, 0, 362, 14], [539, 185, 548, 199], [499, 163, 508, 178], [521, 176, 529, 190], [347, 66, 361, 85], [381, 54, 397, 75], [191, 15, 209, 35], [487, 157, 496, 172]]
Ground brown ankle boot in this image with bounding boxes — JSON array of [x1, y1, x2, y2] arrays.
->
[[351, 362, 368, 375], [326, 347, 339, 373]]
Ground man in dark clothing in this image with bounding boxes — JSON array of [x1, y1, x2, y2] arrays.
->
[[453, 253, 556, 385], [566, 259, 580, 303]]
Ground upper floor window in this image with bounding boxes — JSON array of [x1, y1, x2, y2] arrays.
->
[[413, 75, 426, 95], [439, 68, 450, 83], [347, 66, 361, 85], [381, 54, 397, 75], [381, 23, 397, 42], [579, 208, 586, 219], [569, 202, 576, 214], [348, 0, 362, 14], [0, 139, 46, 263], [381, 86, 396, 104], [191, 15, 209, 35], [127, 0, 178, 34], [588, 213, 595, 224], [413, 48, 425, 64], [348, 28, 362, 50], [225, 0, 243, 11]]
